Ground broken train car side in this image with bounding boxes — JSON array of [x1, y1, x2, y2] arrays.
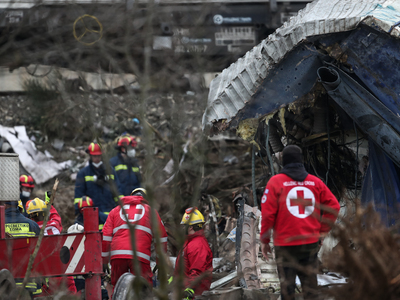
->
[[203, 0, 400, 226]]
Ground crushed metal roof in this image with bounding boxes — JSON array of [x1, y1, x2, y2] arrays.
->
[[202, 0, 400, 134]]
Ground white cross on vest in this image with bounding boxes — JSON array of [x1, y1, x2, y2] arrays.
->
[[120, 204, 145, 223]]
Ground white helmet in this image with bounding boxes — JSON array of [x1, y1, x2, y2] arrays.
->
[[67, 223, 84, 233]]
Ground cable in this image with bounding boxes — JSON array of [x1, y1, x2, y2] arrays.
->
[[259, 153, 270, 167], [353, 121, 359, 199], [266, 122, 276, 176], [325, 99, 331, 184]]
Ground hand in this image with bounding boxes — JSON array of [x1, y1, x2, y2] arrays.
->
[[261, 243, 271, 261]]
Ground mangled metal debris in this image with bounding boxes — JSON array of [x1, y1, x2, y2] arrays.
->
[[0, 125, 71, 184], [202, 0, 400, 224], [203, 0, 400, 135]]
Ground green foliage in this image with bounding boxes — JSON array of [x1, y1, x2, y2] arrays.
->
[[23, 79, 58, 104]]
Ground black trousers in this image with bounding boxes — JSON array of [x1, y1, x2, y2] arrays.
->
[[275, 242, 319, 300]]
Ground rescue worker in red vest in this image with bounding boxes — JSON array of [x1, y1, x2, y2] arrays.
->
[[27, 199, 77, 296], [74, 143, 120, 230], [19, 174, 35, 217], [44, 191, 63, 232], [4, 201, 41, 297], [174, 208, 213, 299], [110, 136, 141, 196], [260, 145, 340, 300], [27, 198, 61, 235], [102, 188, 168, 287]]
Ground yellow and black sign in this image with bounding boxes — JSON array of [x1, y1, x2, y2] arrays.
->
[[5, 223, 34, 237], [73, 14, 103, 46]]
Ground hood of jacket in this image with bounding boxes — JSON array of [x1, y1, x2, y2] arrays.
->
[[121, 195, 148, 205], [279, 162, 309, 181]]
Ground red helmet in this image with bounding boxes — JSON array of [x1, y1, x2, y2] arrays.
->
[[78, 196, 94, 211], [19, 175, 35, 188], [117, 136, 137, 148], [86, 143, 102, 155]]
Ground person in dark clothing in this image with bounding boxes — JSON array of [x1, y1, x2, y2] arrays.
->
[[74, 143, 119, 230], [110, 136, 141, 197], [19, 174, 35, 217], [5, 201, 42, 297], [5, 201, 40, 237], [75, 195, 108, 227], [260, 145, 340, 300]]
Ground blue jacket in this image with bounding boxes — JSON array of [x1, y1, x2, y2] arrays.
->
[[5, 205, 40, 237], [74, 161, 119, 221], [6, 205, 42, 294], [110, 153, 141, 196]]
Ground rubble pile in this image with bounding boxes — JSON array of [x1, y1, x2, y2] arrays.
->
[[0, 89, 266, 233], [0, 85, 270, 295]]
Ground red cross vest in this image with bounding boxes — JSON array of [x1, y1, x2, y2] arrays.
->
[[260, 173, 340, 246], [102, 196, 167, 264], [37, 206, 63, 235]]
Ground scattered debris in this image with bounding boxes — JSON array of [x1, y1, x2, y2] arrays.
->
[[0, 125, 71, 184], [51, 139, 64, 151]]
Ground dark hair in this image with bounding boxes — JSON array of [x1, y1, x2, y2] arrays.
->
[[132, 191, 146, 198], [282, 145, 303, 166], [192, 224, 203, 232], [30, 212, 45, 222]]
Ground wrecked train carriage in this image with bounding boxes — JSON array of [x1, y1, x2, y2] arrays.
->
[[203, 0, 400, 226]]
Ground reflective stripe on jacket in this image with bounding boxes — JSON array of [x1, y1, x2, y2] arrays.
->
[[110, 153, 141, 196], [101, 196, 167, 265], [5, 206, 40, 237]]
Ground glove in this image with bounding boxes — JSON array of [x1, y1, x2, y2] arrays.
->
[[183, 288, 194, 300], [45, 191, 52, 204]]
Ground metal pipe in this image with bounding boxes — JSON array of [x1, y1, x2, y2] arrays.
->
[[84, 207, 102, 300], [208, 195, 220, 255], [252, 145, 258, 209]]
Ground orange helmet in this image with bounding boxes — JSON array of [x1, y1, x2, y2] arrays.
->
[[86, 143, 102, 155], [78, 196, 94, 211], [19, 175, 35, 188], [25, 199, 33, 211], [117, 136, 137, 148]]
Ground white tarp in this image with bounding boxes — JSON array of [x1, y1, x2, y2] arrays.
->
[[0, 125, 71, 184]]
